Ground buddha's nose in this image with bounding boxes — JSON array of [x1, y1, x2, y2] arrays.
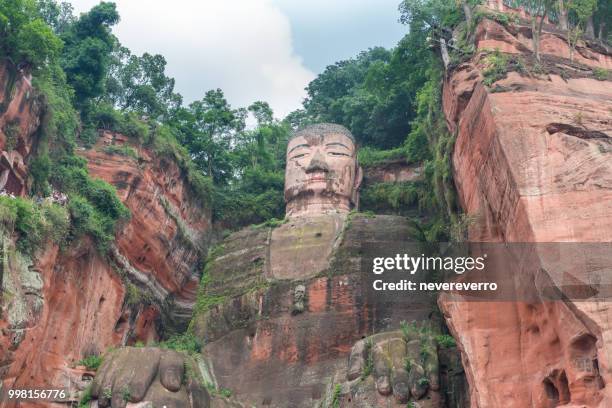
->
[[306, 150, 329, 173]]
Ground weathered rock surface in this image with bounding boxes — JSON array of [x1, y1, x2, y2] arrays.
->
[[440, 15, 612, 408], [0, 63, 42, 196], [82, 131, 212, 331], [0, 65, 212, 397], [192, 214, 446, 407], [90, 347, 209, 408], [318, 328, 466, 407], [363, 161, 423, 184]]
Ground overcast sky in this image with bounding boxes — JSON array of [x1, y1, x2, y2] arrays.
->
[[68, 0, 406, 118]]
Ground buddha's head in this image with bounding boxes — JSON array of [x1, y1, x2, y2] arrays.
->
[[284, 123, 362, 217]]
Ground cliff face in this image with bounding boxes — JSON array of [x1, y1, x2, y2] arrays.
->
[[82, 132, 212, 329], [440, 15, 612, 408], [0, 64, 42, 196], [0, 64, 212, 397]]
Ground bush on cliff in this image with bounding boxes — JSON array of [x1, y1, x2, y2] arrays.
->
[[0, 196, 69, 255], [1, 0, 132, 253]]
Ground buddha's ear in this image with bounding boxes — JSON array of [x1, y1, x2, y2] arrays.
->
[[351, 165, 363, 209], [354, 165, 363, 190]]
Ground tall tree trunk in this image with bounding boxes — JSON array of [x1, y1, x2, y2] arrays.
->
[[557, 0, 568, 30], [440, 38, 451, 69], [462, 1, 473, 27], [532, 17, 541, 61], [599, 22, 607, 42], [586, 15, 595, 38]]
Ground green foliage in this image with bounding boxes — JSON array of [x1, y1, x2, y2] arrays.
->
[[3, 120, 20, 150], [124, 282, 152, 307], [42, 199, 70, 242], [77, 354, 103, 370], [158, 332, 202, 355], [149, 124, 214, 205], [32, 63, 79, 147], [203, 383, 232, 399], [195, 289, 227, 314], [594, 0, 612, 42], [105, 47, 182, 120], [399, 0, 464, 29], [414, 63, 458, 240], [23, 18, 130, 254], [474, 8, 519, 27], [118, 112, 149, 140], [251, 217, 287, 230], [593, 67, 610, 80], [332, 384, 342, 408], [66, 193, 124, 251], [214, 181, 285, 229], [482, 49, 510, 86], [361, 339, 374, 379], [301, 41, 430, 149], [84, 103, 151, 143], [435, 334, 457, 348], [358, 146, 406, 167], [120, 385, 131, 402], [30, 153, 52, 195], [59, 1, 119, 108], [219, 388, 232, 398], [36, 0, 74, 34], [78, 384, 92, 408], [102, 144, 139, 159], [401, 320, 420, 340], [0, 196, 69, 254], [361, 182, 431, 215], [0, 0, 62, 71], [417, 377, 430, 387], [568, 0, 598, 23], [171, 89, 246, 184], [173, 99, 292, 228]]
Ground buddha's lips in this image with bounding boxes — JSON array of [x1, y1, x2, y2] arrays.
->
[[304, 175, 331, 183], [308, 176, 327, 182]]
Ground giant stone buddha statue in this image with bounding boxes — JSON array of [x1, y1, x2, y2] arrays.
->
[[284, 123, 362, 217]]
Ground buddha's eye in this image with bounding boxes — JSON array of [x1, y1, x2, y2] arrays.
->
[[291, 153, 307, 160], [328, 152, 349, 157]]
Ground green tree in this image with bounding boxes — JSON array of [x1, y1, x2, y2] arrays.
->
[[105, 47, 182, 119], [302, 44, 431, 149], [504, 0, 558, 60], [595, 0, 611, 41], [0, 0, 62, 71], [566, 0, 598, 60], [60, 1, 119, 108], [36, 0, 74, 33], [172, 89, 246, 184], [248, 101, 274, 125], [524, 0, 556, 61]]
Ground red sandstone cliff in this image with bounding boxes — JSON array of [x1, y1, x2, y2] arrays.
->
[[439, 13, 612, 408], [0, 62, 212, 402]]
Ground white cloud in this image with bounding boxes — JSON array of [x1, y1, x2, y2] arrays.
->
[[69, 0, 315, 118]]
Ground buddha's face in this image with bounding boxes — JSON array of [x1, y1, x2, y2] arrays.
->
[[284, 128, 362, 217]]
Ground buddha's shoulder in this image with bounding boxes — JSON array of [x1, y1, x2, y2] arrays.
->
[[205, 213, 421, 275]]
